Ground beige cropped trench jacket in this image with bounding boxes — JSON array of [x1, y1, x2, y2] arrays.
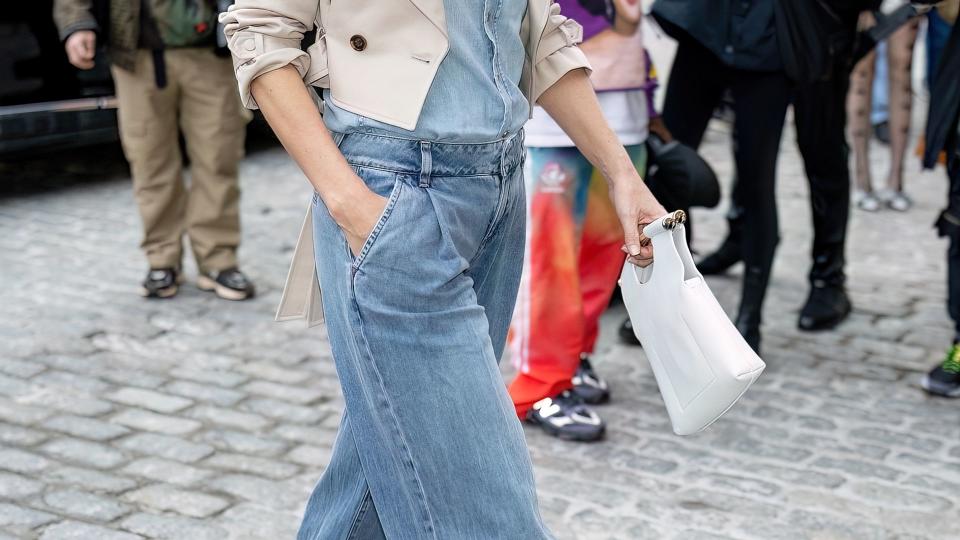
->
[[220, 0, 590, 326]]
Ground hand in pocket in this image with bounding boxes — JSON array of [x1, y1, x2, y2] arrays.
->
[[315, 166, 391, 258], [340, 187, 389, 257]]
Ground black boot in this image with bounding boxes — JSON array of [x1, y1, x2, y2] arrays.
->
[[697, 206, 744, 276], [801, 179, 851, 330], [735, 314, 761, 354], [698, 235, 742, 275], [798, 284, 851, 330], [734, 266, 770, 354]]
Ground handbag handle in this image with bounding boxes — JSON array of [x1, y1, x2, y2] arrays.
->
[[642, 209, 687, 238], [622, 211, 684, 286], [625, 210, 700, 286]]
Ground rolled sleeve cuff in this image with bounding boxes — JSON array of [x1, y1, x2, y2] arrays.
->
[[533, 44, 592, 103], [59, 20, 99, 42], [532, 14, 592, 102], [228, 30, 310, 109]]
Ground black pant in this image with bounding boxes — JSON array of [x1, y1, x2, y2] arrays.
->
[[730, 62, 854, 289], [938, 150, 960, 340], [793, 66, 852, 287], [662, 37, 792, 325]]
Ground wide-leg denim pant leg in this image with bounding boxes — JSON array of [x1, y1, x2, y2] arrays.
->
[[297, 132, 551, 540]]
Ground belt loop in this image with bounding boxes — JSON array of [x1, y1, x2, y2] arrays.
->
[[419, 141, 432, 188]]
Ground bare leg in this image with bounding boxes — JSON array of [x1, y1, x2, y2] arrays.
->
[[885, 19, 920, 193], [847, 48, 875, 194]]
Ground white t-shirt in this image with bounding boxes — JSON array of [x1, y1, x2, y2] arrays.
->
[[524, 89, 649, 148]]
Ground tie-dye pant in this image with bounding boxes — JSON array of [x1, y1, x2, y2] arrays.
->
[[508, 144, 647, 417]]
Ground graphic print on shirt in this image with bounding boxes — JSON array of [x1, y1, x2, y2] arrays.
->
[[539, 163, 572, 194]]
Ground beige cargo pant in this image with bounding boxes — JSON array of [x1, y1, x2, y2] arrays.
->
[[111, 48, 248, 274]]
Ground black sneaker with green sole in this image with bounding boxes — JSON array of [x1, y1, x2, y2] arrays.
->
[[921, 344, 960, 398]]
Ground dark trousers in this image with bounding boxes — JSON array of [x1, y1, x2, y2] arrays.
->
[[792, 65, 852, 287], [703, 58, 852, 289], [662, 37, 792, 326], [939, 150, 960, 339]]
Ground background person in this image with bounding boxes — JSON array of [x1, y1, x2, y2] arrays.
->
[[697, 0, 882, 332], [53, 0, 255, 300], [921, 2, 960, 397], [652, 0, 793, 352], [508, 0, 648, 442], [847, 3, 921, 212]]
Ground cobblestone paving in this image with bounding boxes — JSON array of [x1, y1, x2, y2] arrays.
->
[[2, 117, 960, 540]]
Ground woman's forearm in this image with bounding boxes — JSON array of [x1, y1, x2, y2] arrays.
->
[[538, 69, 646, 186], [249, 66, 366, 220]]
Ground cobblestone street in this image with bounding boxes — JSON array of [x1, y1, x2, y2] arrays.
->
[[2, 114, 960, 540]]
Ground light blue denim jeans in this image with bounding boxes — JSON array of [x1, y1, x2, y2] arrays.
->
[[298, 131, 552, 539]]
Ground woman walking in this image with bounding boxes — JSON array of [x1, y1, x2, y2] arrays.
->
[[221, 0, 664, 537]]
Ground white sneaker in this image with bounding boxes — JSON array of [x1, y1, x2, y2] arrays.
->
[[854, 190, 881, 212], [877, 189, 913, 212]]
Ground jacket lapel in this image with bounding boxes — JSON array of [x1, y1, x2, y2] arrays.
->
[[407, 0, 448, 37]]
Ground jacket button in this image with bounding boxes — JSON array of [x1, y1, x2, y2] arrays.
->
[[350, 35, 367, 51]]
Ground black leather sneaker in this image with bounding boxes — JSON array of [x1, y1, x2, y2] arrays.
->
[[140, 268, 182, 299], [197, 268, 255, 301], [526, 390, 605, 442], [572, 355, 610, 404]]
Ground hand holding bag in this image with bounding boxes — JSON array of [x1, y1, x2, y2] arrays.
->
[[619, 211, 765, 435]]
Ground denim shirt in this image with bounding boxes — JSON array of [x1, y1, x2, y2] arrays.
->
[[322, 0, 529, 142]]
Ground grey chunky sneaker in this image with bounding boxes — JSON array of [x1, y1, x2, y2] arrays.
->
[[527, 390, 605, 442]]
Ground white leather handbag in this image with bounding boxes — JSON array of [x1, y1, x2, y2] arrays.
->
[[619, 210, 765, 435]]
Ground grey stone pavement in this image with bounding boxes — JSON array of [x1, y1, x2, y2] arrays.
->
[[3, 108, 960, 540]]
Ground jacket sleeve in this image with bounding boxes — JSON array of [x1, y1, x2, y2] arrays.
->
[[531, 1, 592, 103], [53, 0, 98, 41], [219, 0, 322, 109]]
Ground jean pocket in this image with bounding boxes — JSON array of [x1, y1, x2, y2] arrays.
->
[[351, 167, 404, 272]]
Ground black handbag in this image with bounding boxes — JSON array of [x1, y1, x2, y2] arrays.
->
[[645, 133, 720, 211]]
